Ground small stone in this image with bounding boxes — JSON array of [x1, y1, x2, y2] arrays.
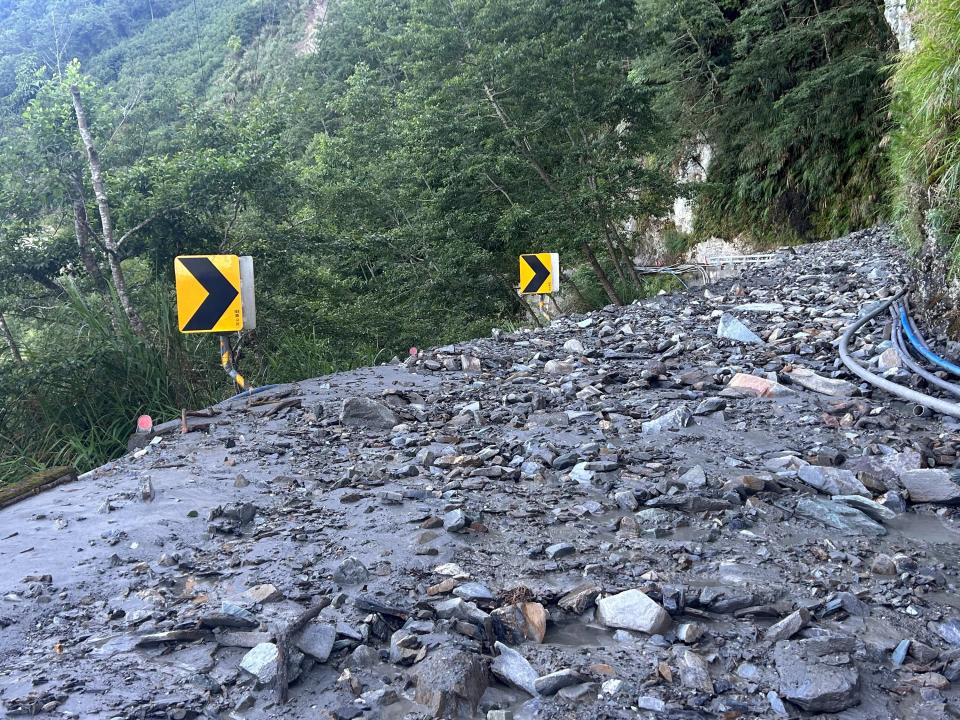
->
[[334, 557, 370, 585], [775, 642, 860, 712], [492, 602, 548, 644], [240, 642, 291, 684], [596, 589, 671, 635], [871, 553, 897, 575], [544, 359, 575, 375], [296, 623, 336, 662], [724, 373, 791, 398], [764, 609, 810, 642], [444, 509, 469, 532], [677, 622, 704, 644], [785, 368, 858, 397], [410, 646, 488, 719], [558, 583, 601, 615], [677, 648, 713, 694], [534, 668, 582, 696], [563, 339, 585, 354], [717, 313, 764, 344], [243, 584, 282, 604], [642, 405, 693, 434], [545, 542, 576, 560], [892, 639, 911, 666]]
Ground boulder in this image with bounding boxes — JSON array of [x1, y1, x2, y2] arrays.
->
[[775, 642, 860, 712], [798, 465, 869, 496], [900, 469, 960, 504], [596, 589, 671, 635], [411, 646, 488, 719], [340, 397, 399, 430], [491, 642, 538, 696]]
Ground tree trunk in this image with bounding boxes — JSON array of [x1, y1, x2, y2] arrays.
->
[[0, 311, 24, 366], [609, 221, 644, 286], [563, 272, 589, 310], [601, 222, 629, 285], [501, 277, 542, 327], [72, 194, 106, 290], [70, 85, 147, 337], [580, 240, 622, 306]]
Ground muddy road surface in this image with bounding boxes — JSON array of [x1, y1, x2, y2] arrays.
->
[[4, 227, 960, 719]]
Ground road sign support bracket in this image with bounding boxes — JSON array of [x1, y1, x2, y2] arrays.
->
[[219, 334, 250, 393]]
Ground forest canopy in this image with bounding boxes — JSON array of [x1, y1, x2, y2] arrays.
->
[[0, 0, 948, 483]]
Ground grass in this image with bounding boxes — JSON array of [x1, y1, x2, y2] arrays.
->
[[890, 0, 960, 270]]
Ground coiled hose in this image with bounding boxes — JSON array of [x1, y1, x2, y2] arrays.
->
[[838, 290, 960, 419], [890, 305, 960, 399]]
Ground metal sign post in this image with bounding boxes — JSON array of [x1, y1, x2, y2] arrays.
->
[[175, 254, 256, 392]]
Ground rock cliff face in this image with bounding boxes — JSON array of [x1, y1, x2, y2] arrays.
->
[[884, 0, 916, 50]]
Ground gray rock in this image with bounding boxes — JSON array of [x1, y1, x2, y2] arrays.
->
[[534, 668, 582, 696], [334, 557, 370, 585], [545, 542, 576, 560], [795, 497, 886, 536], [693, 397, 726, 415], [557, 582, 601, 615], [295, 623, 336, 662], [786, 368, 858, 397], [596, 589, 671, 634], [544, 359, 575, 375], [492, 642, 539, 696], [562, 339, 585, 354], [340, 397, 399, 430], [678, 465, 707, 489], [636, 696, 667, 711], [411, 646, 488, 719], [676, 648, 713, 693], [775, 642, 860, 712], [240, 642, 302, 685], [454, 582, 495, 602], [764, 608, 810, 642], [798, 465, 869, 496], [717, 313, 764, 344], [735, 302, 785, 313], [832, 494, 897, 522], [934, 618, 960, 646], [900, 469, 960, 504], [444, 509, 469, 532], [642, 405, 693, 434]]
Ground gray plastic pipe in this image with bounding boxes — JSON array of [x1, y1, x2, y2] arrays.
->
[[838, 290, 960, 419]]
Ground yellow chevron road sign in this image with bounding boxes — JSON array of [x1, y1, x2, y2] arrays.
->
[[518, 253, 559, 295], [175, 255, 243, 333]]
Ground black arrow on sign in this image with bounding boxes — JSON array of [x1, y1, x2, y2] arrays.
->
[[180, 257, 239, 331], [521, 254, 551, 294]]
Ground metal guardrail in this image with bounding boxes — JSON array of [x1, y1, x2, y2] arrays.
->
[[634, 252, 778, 287]]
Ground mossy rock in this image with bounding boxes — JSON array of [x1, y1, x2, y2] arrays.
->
[[0, 466, 77, 510]]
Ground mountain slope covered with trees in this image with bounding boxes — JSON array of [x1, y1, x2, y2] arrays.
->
[[0, 0, 953, 482]]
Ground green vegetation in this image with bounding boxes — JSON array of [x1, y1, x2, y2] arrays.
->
[[890, 0, 960, 267], [0, 0, 952, 485], [639, 0, 895, 243]]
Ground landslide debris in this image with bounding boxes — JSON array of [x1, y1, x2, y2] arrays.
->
[[3, 227, 960, 719]]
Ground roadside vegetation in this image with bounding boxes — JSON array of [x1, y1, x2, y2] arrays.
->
[[0, 0, 954, 483]]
